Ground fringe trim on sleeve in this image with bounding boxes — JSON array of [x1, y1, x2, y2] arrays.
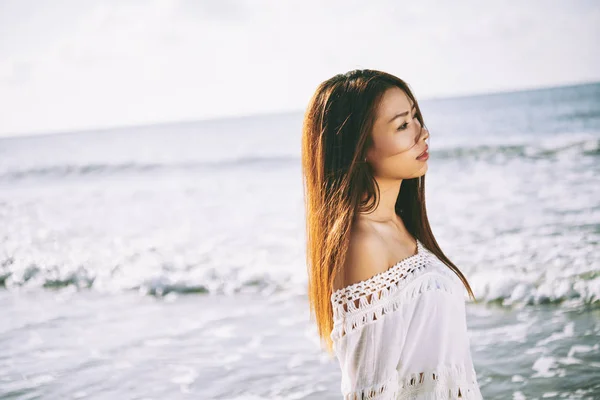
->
[[331, 271, 459, 341], [342, 363, 483, 400]]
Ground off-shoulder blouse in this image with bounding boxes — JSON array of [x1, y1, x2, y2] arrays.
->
[[330, 239, 483, 399]]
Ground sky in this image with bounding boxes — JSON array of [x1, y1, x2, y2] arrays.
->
[[0, 0, 599, 137]]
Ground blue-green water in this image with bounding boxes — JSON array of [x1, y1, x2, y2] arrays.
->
[[1, 82, 599, 399]]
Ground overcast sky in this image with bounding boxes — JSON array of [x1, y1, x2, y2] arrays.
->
[[1, 0, 599, 137]]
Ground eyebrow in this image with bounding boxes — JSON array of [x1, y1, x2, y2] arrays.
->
[[388, 104, 416, 123]]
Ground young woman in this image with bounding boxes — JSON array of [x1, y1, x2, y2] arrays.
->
[[301, 69, 483, 399]]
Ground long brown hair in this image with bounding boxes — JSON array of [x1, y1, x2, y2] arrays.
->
[[301, 69, 476, 355]]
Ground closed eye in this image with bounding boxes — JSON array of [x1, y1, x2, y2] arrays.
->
[[397, 106, 418, 131]]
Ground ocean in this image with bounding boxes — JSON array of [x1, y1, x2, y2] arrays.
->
[[1, 82, 599, 399]]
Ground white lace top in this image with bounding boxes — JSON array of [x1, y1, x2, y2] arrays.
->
[[330, 239, 483, 399]]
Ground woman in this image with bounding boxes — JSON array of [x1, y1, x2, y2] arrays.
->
[[301, 69, 483, 399]]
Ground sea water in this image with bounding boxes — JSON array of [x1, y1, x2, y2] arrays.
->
[[1, 82, 599, 399]]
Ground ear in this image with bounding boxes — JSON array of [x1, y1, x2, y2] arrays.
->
[[364, 146, 375, 164]]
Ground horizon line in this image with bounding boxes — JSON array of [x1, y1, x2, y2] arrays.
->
[[2, 78, 598, 140]]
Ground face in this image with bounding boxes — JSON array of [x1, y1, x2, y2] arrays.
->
[[365, 87, 429, 180]]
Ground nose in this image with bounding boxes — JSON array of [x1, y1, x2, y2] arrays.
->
[[418, 126, 429, 143]]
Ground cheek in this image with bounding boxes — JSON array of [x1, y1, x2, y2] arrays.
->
[[385, 133, 416, 156], [373, 135, 417, 172]]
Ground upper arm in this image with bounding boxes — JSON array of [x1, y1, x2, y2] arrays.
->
[[338, 228, 389, 290], [334, 230, 401, 399]]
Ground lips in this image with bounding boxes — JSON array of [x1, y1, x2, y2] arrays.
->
[[416, 146, 429, 159]]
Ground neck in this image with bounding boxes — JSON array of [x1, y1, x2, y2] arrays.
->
[[360, 177, 402, 222]]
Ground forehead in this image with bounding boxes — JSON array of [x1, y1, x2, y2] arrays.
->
[[376, 87, 413, 121]]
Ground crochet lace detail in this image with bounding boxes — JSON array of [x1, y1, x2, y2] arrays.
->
[[331, 239, 425, 305], [330, 240, 462, 340], [342, 363, 482, 400]]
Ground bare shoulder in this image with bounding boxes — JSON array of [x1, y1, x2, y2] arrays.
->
[[333, 220, 389, 291]]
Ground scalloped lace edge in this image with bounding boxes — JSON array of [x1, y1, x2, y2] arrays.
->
[[331, 240, 426, 300]]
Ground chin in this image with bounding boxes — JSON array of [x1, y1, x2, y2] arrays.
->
[[414, 165, 428, 178]]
